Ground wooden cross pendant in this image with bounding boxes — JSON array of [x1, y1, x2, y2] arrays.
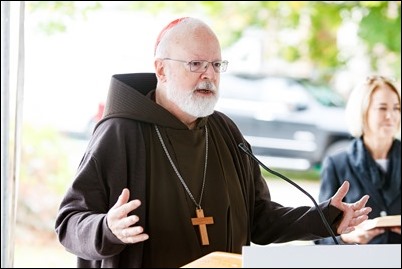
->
[[191, 208, 214, 245]]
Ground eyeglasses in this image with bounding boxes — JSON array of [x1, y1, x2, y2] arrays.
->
[[162, 58, 228, 73]]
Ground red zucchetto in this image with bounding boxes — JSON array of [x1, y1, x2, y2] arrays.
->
[[154, 17, 188, 55]]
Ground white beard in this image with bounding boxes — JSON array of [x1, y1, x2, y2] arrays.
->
[[166, 80, 218, 117]]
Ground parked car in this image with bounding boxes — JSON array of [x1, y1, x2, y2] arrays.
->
[[86, 73, 351, 170], [216, 72, 352, 170], [86, 102, 105, 138]]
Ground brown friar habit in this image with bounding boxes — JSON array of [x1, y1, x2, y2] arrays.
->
[[55, 73, 343, 268]]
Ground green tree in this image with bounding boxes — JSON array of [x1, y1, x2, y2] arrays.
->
[[27, 1, 101, 35], [26, 1, 401, 80], [127, 1, 401, 79]]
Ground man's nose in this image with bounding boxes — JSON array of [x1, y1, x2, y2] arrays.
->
[[201, 63, 217, 79]]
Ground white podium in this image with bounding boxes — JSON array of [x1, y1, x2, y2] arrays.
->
[[242, 244, 401, 268]]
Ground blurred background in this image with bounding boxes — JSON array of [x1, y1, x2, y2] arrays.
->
[[1, 1, 400, 267]]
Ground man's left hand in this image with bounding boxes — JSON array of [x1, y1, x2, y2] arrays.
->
[[330, 181, 372, 234]]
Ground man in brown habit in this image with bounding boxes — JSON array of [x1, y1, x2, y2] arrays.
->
[[55, 17, 372, 268]]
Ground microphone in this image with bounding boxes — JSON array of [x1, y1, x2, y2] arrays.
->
[[238, 143, 340, 245]]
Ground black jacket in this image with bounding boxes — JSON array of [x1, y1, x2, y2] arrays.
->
[[316, 137, 401, 244]]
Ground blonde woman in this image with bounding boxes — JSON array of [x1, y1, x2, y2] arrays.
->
[[317, 75, 401, 244]]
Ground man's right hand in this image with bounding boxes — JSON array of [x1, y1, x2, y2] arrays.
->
[[106, 188, 149, 244]]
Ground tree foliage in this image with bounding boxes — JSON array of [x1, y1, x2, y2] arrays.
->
[[358, 1, 401, 74], [127, 1, 401, 79], [27, 1, 101, 35], [27, 1, 401, 79]]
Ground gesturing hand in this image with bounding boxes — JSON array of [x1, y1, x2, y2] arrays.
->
[[106, 188, 149, 244], [330, 181, 372, 234]]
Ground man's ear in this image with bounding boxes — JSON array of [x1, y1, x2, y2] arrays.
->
[[154, 59, 166, 82]]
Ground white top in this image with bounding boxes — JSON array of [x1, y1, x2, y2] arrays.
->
[[376, 159, 388, 172]]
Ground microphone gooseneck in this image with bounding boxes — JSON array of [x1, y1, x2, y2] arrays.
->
[[238, 143, 340, 245]]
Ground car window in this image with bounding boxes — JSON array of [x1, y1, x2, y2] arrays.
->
[[220, 74, 346, 109], [298, 79, 346, 108], [260, 78, 310, 111]]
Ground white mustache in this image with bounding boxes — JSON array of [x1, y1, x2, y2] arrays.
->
[[195, 81, 217, 92]]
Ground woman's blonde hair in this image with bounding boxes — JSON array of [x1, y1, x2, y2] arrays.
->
[[345, 75, 401, 138]]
